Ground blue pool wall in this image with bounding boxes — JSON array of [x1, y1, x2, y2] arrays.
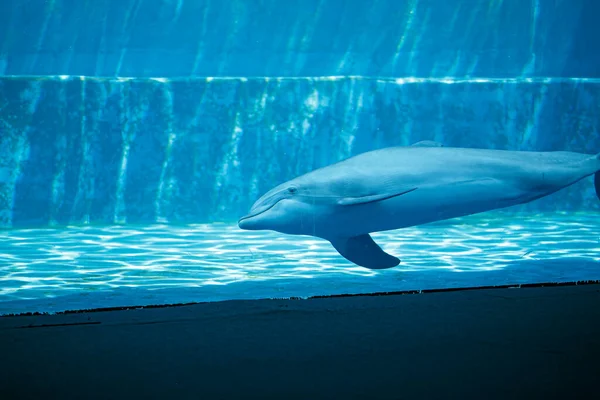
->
[[0, 0, 600, 228], [0, 0, 599, 78], [1, 77, 599, 228]]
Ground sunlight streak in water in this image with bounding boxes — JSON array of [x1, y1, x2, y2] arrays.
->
[[114, 85, 132, 225], [0, 212, 598, 309], [155, 81, 176, 223]]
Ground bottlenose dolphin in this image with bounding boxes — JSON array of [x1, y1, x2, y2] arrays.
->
[[238, 141, 600, 269]]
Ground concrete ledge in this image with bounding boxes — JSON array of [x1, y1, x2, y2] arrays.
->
[[2, 284, 600, 399]]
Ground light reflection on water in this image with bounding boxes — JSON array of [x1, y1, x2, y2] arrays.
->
[[5, 75, 600, 84], [0, 211, 599, 314]]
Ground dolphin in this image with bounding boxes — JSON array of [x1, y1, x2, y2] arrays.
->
[[238, 141, 600, 269]]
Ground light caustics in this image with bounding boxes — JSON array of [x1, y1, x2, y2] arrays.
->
[[3, 75, 600, 84], [0, 213, 598, 311]]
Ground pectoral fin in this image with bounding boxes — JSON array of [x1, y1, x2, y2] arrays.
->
[[337, 187, 417, 206], [329, 234, 400, 269]]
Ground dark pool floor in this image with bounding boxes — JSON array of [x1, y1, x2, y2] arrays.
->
[[0, 212, 599, 314]]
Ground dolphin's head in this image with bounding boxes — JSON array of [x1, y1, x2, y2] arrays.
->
[[238, 176, 329, 235]]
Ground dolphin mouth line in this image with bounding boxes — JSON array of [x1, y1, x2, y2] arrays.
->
[[238, 201, 278, 224]]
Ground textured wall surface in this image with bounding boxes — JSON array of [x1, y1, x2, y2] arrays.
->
[[0, 0, 599, 78], [1, 0, 599, 228], [1, 76, 599, 228]]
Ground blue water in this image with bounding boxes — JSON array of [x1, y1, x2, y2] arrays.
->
[[1, 211, 599, 315], [1, 1, 600, 315], [1, 0, 599, 78]]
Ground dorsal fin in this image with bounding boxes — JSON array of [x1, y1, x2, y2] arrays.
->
[[411, 140, 444, 147]]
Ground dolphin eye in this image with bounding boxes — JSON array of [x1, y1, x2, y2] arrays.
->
[[287, 186, 298, 194]]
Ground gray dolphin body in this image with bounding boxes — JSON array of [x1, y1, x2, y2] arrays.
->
[[238, 141, 600, 269]]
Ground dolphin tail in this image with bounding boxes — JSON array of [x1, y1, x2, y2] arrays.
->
[[329, 234, 400, 269]]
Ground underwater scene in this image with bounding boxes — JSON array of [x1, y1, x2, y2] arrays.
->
[[0, 0, 599, 315]]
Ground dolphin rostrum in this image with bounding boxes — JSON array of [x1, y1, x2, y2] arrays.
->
[[238, 141, 600, 269]]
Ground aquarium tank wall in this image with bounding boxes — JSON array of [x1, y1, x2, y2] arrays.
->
[[0, 0, 599, 314]]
